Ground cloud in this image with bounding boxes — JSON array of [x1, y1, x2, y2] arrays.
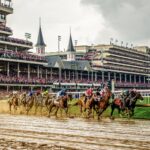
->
[[81, 0, 150, 44]]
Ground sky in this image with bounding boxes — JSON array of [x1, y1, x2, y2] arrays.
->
[[7, 0, 150, 52]]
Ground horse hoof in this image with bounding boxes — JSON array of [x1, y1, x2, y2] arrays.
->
[[110, 116, 114, 120]]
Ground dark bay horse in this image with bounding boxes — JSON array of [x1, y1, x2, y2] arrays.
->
[[94, 88, 112, 120], [25, 94, 36, 115], [48, 94, 72, 117], [110, 91, 143, 118]]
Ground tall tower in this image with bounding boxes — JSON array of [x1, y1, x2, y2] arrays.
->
[[67, 32, 76, 61], [35, 19, 46, 55]]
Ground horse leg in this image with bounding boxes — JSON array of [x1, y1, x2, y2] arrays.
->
[[110, 104, 115, 119], [48, 105, 54, 117], [80, 105, 83, 117], [64, 107, 68, 117], [14, 105, 16, 114], [40, 106, 43, 116], [9, 103, 12, 114], [98, 108, 105, 120], [118, 108, 123, 118], [55, 107, 59, 118], [87, 109, 92, 119], [34, 105, 37, 115], [60, 108, 63, 117]]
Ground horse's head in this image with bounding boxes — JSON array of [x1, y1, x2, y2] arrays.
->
[[66, 94, 73, 101], [105, 88, 112, 99], [135, 92, 143, 101]]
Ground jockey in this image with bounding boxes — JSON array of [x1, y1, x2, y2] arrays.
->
[[36, 90, 41, 96], [121, 89, 130, 108], [28, 90, 34, 97], [84, 87, 93, 104], [12, 91, 18, 97], [42, 90, 49, 96], [56, 89, 67, 100], [106, 80, 112, 90], [97, 82, 105, 93]]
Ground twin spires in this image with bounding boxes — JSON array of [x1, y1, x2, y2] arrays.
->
[[35, 21, 76, 60], [35, 18, 46, 55]]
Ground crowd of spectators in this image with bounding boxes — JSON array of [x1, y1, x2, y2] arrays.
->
[[0, 74, 49, 85], [0, 50, 47, 62], [0, 36, 32, 46], [0, 73, 149, 88], [116, 81, 149, 87]]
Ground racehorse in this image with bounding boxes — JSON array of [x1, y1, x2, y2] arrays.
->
[[110, 91, 143, 118], [8, 93, 19, 113], [94, 88, 112, 120], [48, 94, 72, 117], [19, 92, 27, 107], [25, 94, 36, 115], [74, 94, 95, 118], [34, 93, 44, 115]]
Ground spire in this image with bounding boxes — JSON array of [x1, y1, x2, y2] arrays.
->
[[36, 18, 46, 47], [67, 30, 75, 52]]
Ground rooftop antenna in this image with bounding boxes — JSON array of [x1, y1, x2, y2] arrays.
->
[[39, 17, 41, 27]]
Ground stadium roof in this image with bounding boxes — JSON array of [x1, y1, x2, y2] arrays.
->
[[46, 55, 92, 71]]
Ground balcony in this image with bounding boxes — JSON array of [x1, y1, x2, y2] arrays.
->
[[0, 3, 13, 14], [0, 36, 33, 49], [0, 25, 12, 35]]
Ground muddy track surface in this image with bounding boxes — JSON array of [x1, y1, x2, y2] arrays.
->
[[0, 114, 150, 150]]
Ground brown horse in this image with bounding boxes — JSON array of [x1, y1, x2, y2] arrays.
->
[[94, 88, 112, 120], [19, 92, 27, 107], [8, 93, 19, 113], [34, 93, 44, 115], [48, 94, 72, 117], [25, 94, 35, 115], [74, 94, 96, 118]]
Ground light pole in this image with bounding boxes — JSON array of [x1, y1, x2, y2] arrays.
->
[[148, 51, 150, 86], [126, 43, 128, 48], [110, 38, 113, 45], [58, 35, 61, 52], [115, 39, 118, 45], [121, 41, 123, 47]]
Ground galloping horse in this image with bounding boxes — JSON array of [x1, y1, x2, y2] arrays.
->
[[34, 93, 44, 114], [74, 94, 95, 118], [48, 94, 72, 117], [110, 91, 143, 118], [19, 92, 27, 107], [8, 93, 19, 113], [94, 88, 112, 120], [25, 94, 36, 115]]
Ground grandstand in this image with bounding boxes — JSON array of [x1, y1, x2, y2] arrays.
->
[[0, 0, 149, 92]]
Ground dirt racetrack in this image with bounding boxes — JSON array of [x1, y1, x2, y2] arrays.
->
[[0, 114, 149, 150]]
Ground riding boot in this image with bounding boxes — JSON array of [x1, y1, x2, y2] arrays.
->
[[84, 97, 87, 105]]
